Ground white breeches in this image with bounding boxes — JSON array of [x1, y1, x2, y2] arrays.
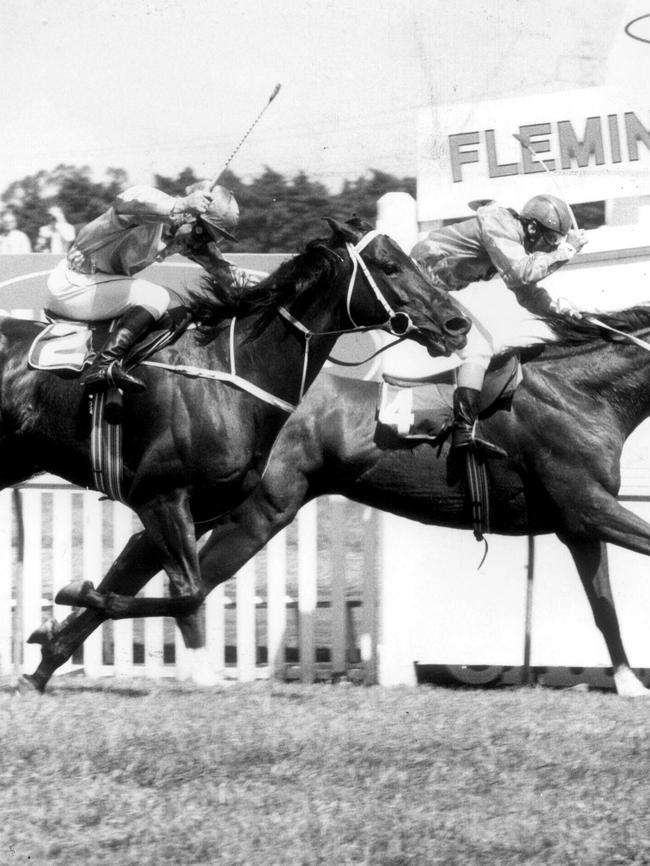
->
[[382, 282, 556, 382], [451, 284, 554, 370], [45, 259, 170, 321]]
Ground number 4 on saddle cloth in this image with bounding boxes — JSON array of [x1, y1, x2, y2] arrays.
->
[[377, 354, 522, 543], [26, 307, 192, 503], [377, 353, 521, 441]]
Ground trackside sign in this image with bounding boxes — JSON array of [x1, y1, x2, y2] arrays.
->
[[417, 87, 650, 221]]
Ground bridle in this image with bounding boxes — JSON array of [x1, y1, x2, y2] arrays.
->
[[344, 229, 417, 338], [276, 228, 420, 401], [144, 228, 424, 412]]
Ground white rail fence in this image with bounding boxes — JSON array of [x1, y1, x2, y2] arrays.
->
[[0, 478, 379, 685]]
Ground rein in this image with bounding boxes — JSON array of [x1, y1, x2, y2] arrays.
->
[[144, 229, 413, 412], [586, 316, 650, 353]]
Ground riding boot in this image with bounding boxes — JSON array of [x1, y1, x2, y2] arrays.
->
[[451, 386, 507, 457], [80, 306, 156, 394]]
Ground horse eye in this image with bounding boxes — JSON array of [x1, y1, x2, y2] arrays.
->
[[380, 261, 400, 275]]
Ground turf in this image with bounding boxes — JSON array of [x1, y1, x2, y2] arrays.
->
[[1, 681, 649, 865]]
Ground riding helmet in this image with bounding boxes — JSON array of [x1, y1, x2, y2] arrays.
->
[[520, 194, 572, 235], [185, 180, 239, 242]]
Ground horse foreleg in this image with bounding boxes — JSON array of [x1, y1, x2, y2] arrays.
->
[[25, 530, 163, 691], [56, 490, 206, 620], [559, 534, 650, 698], [176, 467, 310, 684]]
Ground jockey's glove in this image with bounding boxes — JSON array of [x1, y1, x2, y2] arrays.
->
[[550, 296, 583, 319], [565, 228, 588, 253]]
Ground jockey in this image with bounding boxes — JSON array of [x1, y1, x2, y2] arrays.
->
[[410, 194, 587, 454], [45, 180, 239, 394]]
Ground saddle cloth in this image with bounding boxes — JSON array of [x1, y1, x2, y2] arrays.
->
[[27, 307, 192, 374], [377, 353, 521, 439]]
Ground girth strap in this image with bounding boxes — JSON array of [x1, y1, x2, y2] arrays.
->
[[464, 449, 490, 544], [90, 391, 125, 502]]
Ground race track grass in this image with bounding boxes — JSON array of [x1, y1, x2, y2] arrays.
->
[[1, 681, 649, 865]]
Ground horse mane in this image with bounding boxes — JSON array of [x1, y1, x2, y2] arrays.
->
[[188, 237, 342, 343], [520, 304, 650, 362]]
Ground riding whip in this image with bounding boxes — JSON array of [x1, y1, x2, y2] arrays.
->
[[512, 133, 579, 230], [210, 83, 282, 190]]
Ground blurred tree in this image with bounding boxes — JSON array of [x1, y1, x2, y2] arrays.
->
[[334, 170, 416, 224], [153, 166, 200, 197], [1, 164, 418, 251]]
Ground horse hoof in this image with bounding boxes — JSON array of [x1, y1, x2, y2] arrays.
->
[[55, 580, 95, 607], [27, 617, 61, 645], [14, 674, 46, 695]]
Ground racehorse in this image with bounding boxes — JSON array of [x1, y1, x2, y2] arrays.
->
[[3, 217, 470, 683], [27, 305, 650, 696]]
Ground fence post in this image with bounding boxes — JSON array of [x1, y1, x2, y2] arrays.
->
[[330, 497, 347, 676], [0, 491, 12, 674], [236, 561, 257, 682], [144, 571, 165, 678], [360, 507, 379, 685], [205, 583, 226, 678], [51, 487, 74, 675], [112, 504, 135, 676], [298, 501, 318, 684], [267, 530, 288, 679], [21, 489, 43, 673], [81, 495, 103, 678]]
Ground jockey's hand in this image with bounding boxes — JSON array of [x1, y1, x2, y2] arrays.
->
[[175, 190, 213, 218], [67, 249, 85, 269], [66, 248, 94, 274], [565, 228, 588, 253], [551, 296, 583, 319]]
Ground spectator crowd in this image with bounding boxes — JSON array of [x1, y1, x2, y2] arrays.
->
[[0, 205, 75, 254]]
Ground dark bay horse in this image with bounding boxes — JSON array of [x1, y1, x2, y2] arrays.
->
[[27, 306, 650, 695], [3, 218, 470, 683]]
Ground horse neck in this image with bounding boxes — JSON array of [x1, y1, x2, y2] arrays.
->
[[557, 340, 650, 437], [617, 343, 650, 435], [224, 289, 349, 408]]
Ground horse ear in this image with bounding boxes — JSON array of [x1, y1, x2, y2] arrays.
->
[[322, 217, 360, 244]]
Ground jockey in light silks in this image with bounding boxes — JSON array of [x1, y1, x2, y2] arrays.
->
[[45, 181, 239, 394], [410, 194, 587, 455]]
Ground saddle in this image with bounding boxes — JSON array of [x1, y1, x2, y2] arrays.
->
[[377, 352, 521, 440], [377, 353, 521, 545], [27, 306, 193, 375], [26, 306, 193, 503]]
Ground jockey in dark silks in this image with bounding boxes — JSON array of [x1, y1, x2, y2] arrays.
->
[[410, 194, 587, 454], [45, 181, 239, 394]]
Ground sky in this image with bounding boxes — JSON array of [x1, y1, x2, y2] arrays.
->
[[0, 0, 627, 194]]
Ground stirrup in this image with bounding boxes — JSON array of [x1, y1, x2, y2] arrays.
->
[[82, 361, 146, 394], [452, 423, 507, 459]]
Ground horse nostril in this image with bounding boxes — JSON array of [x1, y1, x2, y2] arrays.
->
[[444, 316, 472, 336]]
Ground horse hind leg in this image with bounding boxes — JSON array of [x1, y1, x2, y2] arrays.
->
[[559, 534, 650, 698], [24, 530, 163, 692]]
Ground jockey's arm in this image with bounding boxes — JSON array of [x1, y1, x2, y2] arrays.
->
[[478, 207, 577, 313], [480, 207, 576, 284], [114, 186, 212, 226]]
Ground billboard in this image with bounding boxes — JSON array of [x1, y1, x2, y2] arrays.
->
[[417, 86, 650, 222]]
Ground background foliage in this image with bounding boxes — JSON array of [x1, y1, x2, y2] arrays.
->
[[1, 165, 416, 253]]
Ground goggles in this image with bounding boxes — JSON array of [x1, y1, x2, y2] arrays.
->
[[540, 227, 563, 248]]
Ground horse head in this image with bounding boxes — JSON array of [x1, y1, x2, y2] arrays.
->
[[323, 217, 470, 356]]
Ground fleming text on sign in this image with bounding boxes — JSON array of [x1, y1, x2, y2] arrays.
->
[[417, 88, 650, 222]]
